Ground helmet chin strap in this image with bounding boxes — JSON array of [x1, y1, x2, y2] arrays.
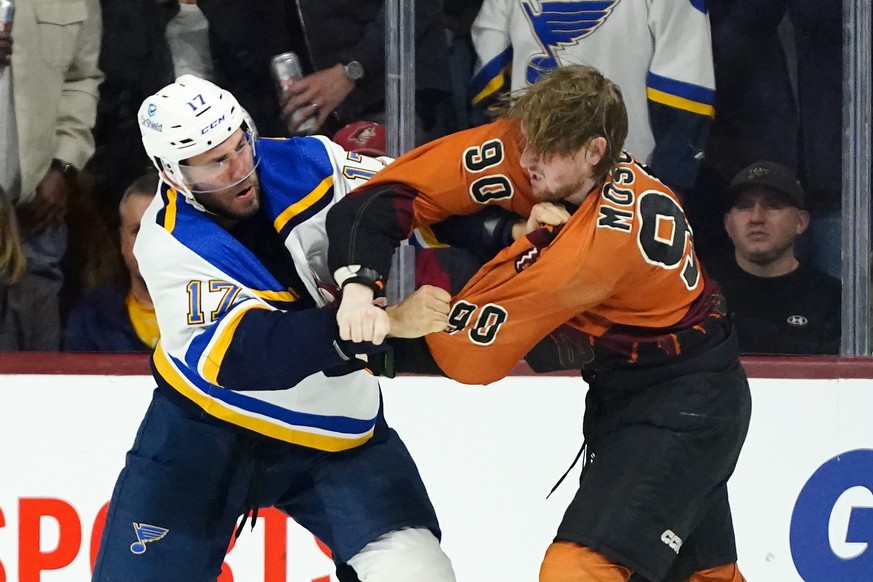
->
[[157, 165, 210, 214]]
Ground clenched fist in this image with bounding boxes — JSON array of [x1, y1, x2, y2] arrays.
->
[[525, 201, 571, 234], [336, 283, 390, 344], [386, 285, 451, 338]]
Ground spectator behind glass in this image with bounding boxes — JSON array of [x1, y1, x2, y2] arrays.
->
[[197, 0, 451, 141], [333, 121, 388, 157], [787, 0, 842, 279], [87, 0, 192, 219], [164, 0, 213, 80], [0, 0, 103, 350], [442, 0, 484, 132], [686, 0, 798, 262], [469, 0, 715, 192], [80, 1, 209, 311], [707, 161, 841, 355], [0, 185, 51, 350], [63, 173, 159, 352]]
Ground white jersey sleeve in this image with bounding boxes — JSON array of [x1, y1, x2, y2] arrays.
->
[[646, 0, 715, 118], [470, 0, 514, 108]]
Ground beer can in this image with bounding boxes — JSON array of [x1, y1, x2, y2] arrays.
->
[[270, 51, 317, 135], [0, 0, 14, 34]]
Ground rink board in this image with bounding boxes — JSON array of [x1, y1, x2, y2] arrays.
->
[[0, 371, 871, 581]]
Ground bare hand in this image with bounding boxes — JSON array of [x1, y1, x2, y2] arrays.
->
[[525, 202, 571, 234], [336, 283, 390, 345], [0, 29, 12, 68], [17, 168, 73, 233], [386, 285, 451, 339], [279, 64, 354, 133]]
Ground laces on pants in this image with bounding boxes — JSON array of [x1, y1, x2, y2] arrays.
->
[[234, 447, 263, 539], [547, 439, 591, 499]]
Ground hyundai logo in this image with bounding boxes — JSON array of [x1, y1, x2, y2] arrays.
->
[[787, 315, 808, 327]]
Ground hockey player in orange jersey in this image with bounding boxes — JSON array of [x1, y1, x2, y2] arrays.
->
[[327, 65, 750, 582]]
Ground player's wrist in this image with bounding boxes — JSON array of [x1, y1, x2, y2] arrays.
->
[[511, 219, 527, 241], [334, 265, 385, 297], [384, 304, 405, 338], [341, 282, 376, 305]]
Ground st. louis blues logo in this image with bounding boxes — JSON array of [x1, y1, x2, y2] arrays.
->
[[130, 522, 169, 554], [522, 1, 619, 84]]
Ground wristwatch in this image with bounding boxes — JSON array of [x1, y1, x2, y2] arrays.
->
[[343, 60, 365, 82], [50, 158, 78, 180], [334, 264, 385, 297]]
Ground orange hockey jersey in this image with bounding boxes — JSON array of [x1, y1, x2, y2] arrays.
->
[[363, 118, 537, 227], [337, 119, 721, 385]]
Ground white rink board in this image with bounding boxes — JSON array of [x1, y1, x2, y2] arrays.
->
[[0, 374, 871, 581]]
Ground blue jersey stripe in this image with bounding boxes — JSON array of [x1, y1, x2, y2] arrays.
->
[[470, 46, 513, 105], [170, 198, 286, 293], [165, 351, 378, 435], [646, 72, 714, 106]]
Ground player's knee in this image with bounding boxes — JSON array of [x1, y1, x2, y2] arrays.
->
[[539, 541, 632, 582], [687, 562, 746, 582], [346, 527, 456, 582]]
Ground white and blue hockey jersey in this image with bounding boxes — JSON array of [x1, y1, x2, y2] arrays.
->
[[135, 136, 390, 452], [470, 0, 716, 189]]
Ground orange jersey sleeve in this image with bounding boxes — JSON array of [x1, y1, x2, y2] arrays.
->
[[364, 119, 537, 226], [426, 153, 705, 385]]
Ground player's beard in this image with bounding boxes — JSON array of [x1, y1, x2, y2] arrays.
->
[[532, 173, 595, 205], [195, 175, 261, 223]]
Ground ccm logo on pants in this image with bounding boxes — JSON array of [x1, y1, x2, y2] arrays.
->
[[661, 529, 683, 554]]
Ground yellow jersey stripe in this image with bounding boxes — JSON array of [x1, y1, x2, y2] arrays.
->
[[154, 345, 374, 451], [252, 288, 299, 302], [274, 176, 334, 233], [646, 88, 715, 118], [202, 303, 268, 384], [164, 188, 178, 233], [415, 226, 450, 248], [472, 71, 507, 106]]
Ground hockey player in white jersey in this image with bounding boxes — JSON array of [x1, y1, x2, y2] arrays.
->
[[92, 75, 456, 581], [470, 0, 716, 191]]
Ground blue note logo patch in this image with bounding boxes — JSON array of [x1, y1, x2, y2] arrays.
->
[[522, 1, 619, 84], [130, 522, 169, 554]]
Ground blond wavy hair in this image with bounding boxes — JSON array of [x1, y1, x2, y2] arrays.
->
[[497, 64, 629, 181], [0, 187, 26, 284]]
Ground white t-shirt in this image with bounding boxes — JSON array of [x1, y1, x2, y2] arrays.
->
[[165, 3, 213, 80]]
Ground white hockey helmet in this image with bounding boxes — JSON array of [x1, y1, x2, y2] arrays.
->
[[138, 75, 259, 200]]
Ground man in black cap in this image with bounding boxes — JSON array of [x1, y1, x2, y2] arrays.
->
[[707, 160, 841, 354]]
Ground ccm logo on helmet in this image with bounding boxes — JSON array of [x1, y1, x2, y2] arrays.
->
[[140, 116, 163, 132], [202, 115, 227, 135]]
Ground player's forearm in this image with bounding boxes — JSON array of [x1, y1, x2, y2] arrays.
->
[[647, 102, 711, 192], [429, 205, 520, 263], [215, 307, 387, 390], [326, 182, 418, 278]]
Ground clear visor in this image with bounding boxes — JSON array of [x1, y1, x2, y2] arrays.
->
[[177, 130, 260, 194]]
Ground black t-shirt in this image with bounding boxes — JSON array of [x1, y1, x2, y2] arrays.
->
[[706, 257, 841, 355]]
